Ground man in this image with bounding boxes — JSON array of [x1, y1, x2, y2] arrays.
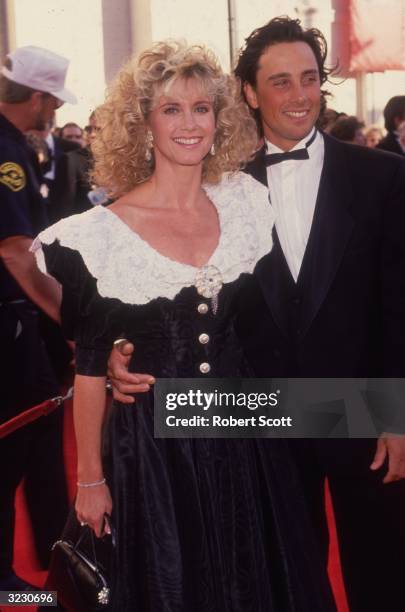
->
[[329, 115, 366, 145], [377, 95, 405, 155], [0, 45, 76, 589], [40, 119, 80, 187], [108, 17, 405, 612], [60, 122, 84, 147], [233, 17, 405, 612], [48, 114, 98, 224], [24, 118, 80, 380]]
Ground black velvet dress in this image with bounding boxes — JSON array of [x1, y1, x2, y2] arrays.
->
[[33, 173, 336, 612]]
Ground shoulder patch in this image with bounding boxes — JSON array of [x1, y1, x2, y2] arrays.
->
[[0, 162, 26, 192]]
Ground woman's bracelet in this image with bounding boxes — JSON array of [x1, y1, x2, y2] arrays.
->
[[77, 477, 106, 488]]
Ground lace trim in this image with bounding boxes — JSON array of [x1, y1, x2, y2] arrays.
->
[[31, 172, 274, 305]]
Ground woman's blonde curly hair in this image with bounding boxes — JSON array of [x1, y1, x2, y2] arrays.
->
[[91, 41, 258, 198]]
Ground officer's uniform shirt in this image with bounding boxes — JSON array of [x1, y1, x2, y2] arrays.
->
[[0, 113, 48, 301], [0, 120, 67, 575]]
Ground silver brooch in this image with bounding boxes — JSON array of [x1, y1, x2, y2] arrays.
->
[[195, 265, 223, 314], [98, 586, 110, 605]]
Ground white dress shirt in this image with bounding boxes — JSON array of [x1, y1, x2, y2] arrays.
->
[[265, 128, 324, 282]]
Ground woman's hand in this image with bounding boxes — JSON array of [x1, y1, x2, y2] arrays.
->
[[75, 483, 113, 537]]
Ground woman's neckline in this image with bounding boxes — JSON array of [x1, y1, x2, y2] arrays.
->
[[99, 183, 224, 271]]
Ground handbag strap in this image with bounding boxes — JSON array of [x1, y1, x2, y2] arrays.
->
[[73, 526, 99, 567], [73, 513, 113, 568]]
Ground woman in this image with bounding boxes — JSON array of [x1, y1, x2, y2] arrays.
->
[[364, 125, 384, 149], [32, 42, 336, 611]]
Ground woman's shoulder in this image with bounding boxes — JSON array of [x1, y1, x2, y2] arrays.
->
[[203, 171, 268, 210], [31, 206, 118, 286], [34, 206, 110, 250], [203, 170, 275, 282]]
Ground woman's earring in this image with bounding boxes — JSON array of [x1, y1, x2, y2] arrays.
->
[[210, 142, 216, 156], [145, 130, 154, 162]]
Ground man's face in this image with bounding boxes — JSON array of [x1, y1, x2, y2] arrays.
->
[[32, 93, 63, 131], [244, 42, 321, 151], [353, 128, 366, 147], [397, 121, 405, 147], [394, 113, 405, 130], [62, 125, 84, 146]]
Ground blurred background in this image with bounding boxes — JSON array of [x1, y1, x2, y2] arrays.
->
[[0, 0, 404, 128]]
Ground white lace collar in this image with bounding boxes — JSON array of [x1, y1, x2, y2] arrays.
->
[[32, 172, 274, 305]]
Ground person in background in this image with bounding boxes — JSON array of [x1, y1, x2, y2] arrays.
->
[[364, 124, 384, 148], [24, 125, 78, 383], [396, 119, 405, 151], [0, 45, 75, 591], [329, 115, 366, 145], [377, 95, 405, 155], [48, 112, 101, 223], [82, 111, 98, 146], [25, 131, 50, 169], [60, 121, 84, 147], [43, 116, 93, 376], [40, 119, 80, 189], [317, 107, 345, 133]]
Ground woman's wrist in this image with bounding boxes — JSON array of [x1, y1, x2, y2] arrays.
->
[[77, 477, 106, 488], [77, 464, 104, 483]]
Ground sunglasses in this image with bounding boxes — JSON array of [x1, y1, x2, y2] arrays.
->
[[40, 92, 64, 109]]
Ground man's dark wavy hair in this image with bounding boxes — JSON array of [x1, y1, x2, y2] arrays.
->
[[383, 96, 405, 132], [234, 16, 334, 134]]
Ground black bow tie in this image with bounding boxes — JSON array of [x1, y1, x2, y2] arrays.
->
[[264, 148, 309, 166], [264, 130, 317, 167]]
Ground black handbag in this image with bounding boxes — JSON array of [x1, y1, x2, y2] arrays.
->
[[45, 509, 115, 612]]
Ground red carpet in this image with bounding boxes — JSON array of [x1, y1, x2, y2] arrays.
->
[[7, 400, 349, 611]]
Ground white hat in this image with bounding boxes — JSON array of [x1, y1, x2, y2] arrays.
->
[[1, 45, 77, 104]]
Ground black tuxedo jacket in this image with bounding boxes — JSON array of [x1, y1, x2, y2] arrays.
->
[[41, 136, 80, 178], [376, 131, 404, 156], [236, 133, 405, 378], [48, 147, 93, 223], [53, 135, 80, 159]]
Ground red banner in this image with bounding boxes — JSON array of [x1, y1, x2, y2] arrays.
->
[[349, 0, 405, 72]]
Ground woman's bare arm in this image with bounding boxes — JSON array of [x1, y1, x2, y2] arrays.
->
[[73, 374, 112, 536]]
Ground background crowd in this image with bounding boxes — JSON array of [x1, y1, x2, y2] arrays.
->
[[26, 94, 405, 238]]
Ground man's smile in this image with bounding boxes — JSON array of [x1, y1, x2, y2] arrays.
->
[[284, 110, 311, 119]]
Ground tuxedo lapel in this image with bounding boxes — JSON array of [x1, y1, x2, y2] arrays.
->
[[244, 145, 268, 187], [244, 147, 291, 336], [254, 231, 291, 336], [299, 135, 355, 336], [245, 135, 355, 338]]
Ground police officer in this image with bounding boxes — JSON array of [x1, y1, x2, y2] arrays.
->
[[0, 46, 76, 590]]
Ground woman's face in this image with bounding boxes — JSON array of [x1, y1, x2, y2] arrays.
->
[[147, 77, 215, 168], [366, 129, 381, 148]]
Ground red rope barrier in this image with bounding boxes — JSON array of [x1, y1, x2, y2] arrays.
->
[[0, 387, 73, 439]]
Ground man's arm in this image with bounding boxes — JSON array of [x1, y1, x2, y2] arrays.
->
[[0, 235, 61, 323], [371, 157, 405, 482], [2, 233, 154, 398]]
